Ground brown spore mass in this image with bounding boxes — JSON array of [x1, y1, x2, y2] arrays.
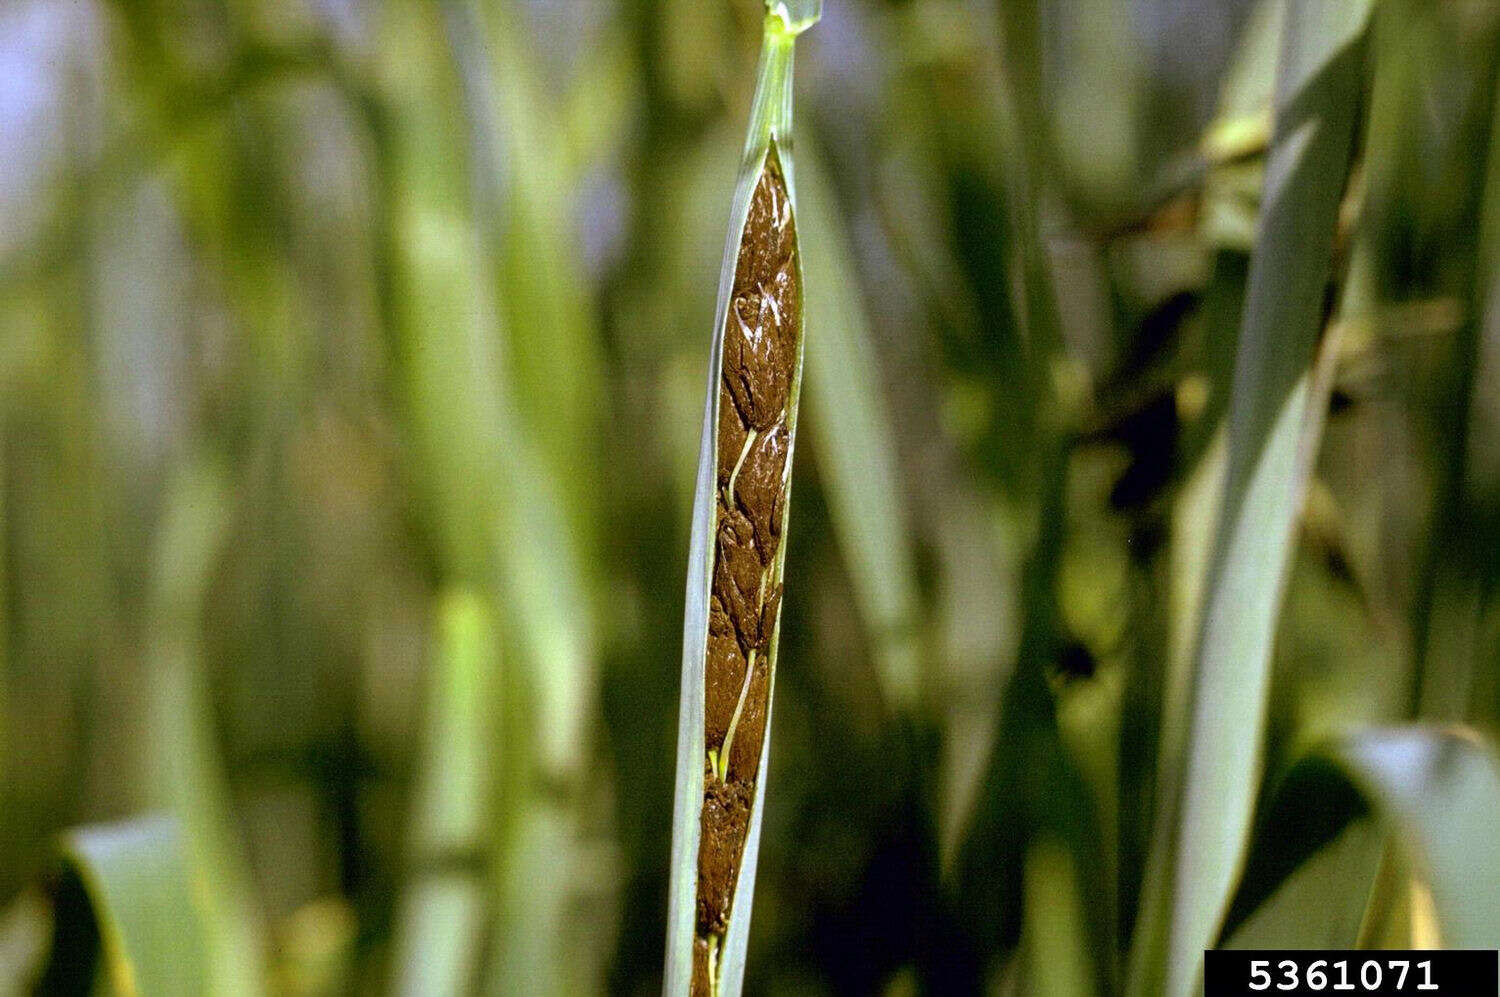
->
[[691, 142, 800, 994], [696, 779, 753, 934], [691, 936, 712, 995]]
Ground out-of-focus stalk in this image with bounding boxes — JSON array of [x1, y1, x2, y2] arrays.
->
[[392, 591, 498, 995], [145, 460, 267, 995]]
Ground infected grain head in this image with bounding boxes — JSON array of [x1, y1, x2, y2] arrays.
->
[[690, 143, 802, 995]]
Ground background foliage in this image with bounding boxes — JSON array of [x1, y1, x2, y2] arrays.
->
[[2, 0, 1499, 993]]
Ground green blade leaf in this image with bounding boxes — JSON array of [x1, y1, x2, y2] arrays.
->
[[1217, 748, 1379, 949], [1228, 728, 1500, 952], [1127, 1, 1372, 993], [797, 137, 923, 713], [1328, 727, 1500, 948], [1222, 819, 1384, 950], [50, 817, 210, 996]]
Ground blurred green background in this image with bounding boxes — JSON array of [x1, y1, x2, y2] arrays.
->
[[2, 0, 1500, 993]]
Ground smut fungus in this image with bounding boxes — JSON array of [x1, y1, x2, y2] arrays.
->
[[691, 142, 801, 993]]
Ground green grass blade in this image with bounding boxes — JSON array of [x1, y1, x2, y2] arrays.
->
[[49, 817, 210, 995], [1221, 819, 1383, 950], [1327, 727, 1500, 947], [1127, 2, 1372, 992], [1229, 729, 1500, 950], [797, 138, 923, 713]]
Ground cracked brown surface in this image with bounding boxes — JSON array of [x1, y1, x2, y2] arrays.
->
[[692, 142, 800, 995]]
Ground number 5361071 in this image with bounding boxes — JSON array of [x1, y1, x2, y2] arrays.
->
[[1248, 958, 1438, 992]]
